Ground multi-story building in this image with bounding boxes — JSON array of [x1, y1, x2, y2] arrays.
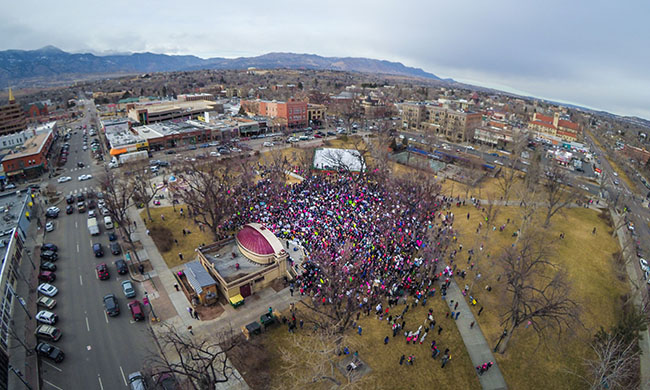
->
[[360, 96, 390, 119], [528, 112, 581, 142], [0, 130, 54, 179], [0, 90, 27, 136], [398, 102, 482, 142], [126, 99, 217, 124], [307, 104, 327, 127], [178, 93, 214, 102], [623, 144, 650, 165], [23, 101, 49, 121], [241, 98, 308, 130]]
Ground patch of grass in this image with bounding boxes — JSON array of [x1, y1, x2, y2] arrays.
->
[[262, 302, 480, 390], [451, 205, 627, 389], [140, 206, 213, 268]]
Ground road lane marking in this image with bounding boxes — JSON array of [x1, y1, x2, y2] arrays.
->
[[89, 239, 93, 247], [86, 316, 90, 331], [75, 221, 78, 229], [43, 379, 64, 390], [120, 366, 127, 386], [79, 275, 83, 286], [104, 311, 109, 323], [98, 374, 104, 390], [76, 243, 79, 253], [43, 361, 63, 372]]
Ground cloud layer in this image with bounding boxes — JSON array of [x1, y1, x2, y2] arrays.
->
[[2, 0, 649, 118]]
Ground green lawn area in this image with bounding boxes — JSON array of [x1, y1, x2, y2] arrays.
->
[[450, 204, 627, 389], [140, 206, 213, 268]]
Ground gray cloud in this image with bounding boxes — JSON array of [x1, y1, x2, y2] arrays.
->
[[1, 0, 649, 118]]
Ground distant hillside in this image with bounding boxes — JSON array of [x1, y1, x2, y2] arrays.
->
[[0, 46, 444, 87]]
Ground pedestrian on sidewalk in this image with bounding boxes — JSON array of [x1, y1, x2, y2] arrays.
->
[[470, 321, 475, 329], [187, 325, 193, 335], [455, 312, 460, 320], [187, 307, 193, 316], [194, 311, 200, 320], [454, 302, 458, 310], [174, 283, 179, 291], [133, 221, 137, 228]]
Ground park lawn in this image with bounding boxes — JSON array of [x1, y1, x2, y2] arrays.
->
[[262, 298, 480, 390], [140, 206, 213, 268], [450, 204, 627, 389]]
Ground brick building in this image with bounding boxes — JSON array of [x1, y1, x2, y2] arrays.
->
[[528, 112, 581, 141], [1, 130, 54, 180], [23, 102, 49, 121], [0, 89, 27, 136], [398, 102, 482, 142], [241, 98, 308, 130], [623, 144, 650, 165]]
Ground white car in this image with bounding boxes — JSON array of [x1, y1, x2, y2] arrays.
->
[[57, 176, 72, 183], [466, 145, 475, 150], [45, 222, 54, 232], [36, 311, 58, 325], [209, 151, 221, 157], [47, 207, 60, 214], [101, 208, 110, 216], [640, 258, 649, 272], [78, 174, 92, 181], [38, 283, 58, 297], [263, 142, 274, 147], [82, 145, 88, 150]]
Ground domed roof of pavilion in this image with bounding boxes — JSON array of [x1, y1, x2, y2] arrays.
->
[[235, 223, 286, 264]]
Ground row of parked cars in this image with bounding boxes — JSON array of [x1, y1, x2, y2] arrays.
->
[[35, 243, 64, 363]]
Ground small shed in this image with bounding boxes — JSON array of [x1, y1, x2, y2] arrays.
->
[[184, 261, 218, 305]]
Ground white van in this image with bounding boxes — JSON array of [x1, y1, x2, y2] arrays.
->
[[104, 216, 114, 230]]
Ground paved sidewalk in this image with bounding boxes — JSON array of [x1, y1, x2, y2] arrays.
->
[[445, 278, 508, 390], [611, 209, 650, 389]]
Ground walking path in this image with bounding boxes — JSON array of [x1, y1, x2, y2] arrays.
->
[[610, 209, 650, 389], [442, 269, 508, 390]]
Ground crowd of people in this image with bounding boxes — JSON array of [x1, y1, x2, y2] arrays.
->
[[218, 171, 487, 376]]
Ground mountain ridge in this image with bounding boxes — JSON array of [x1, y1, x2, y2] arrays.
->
[[0, 46, 444, 86]]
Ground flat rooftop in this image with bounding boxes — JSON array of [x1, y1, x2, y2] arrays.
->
[[200, 241, 271, 283], [4, 131, 51, 160], [105, 128, 144, 148], [0, 191, 30, 260], [135, 100, 216, 114]]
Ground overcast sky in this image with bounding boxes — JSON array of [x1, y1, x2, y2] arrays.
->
[[2, 0, 649, 119]]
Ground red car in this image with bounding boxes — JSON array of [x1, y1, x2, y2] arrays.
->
[[128, 300, 145, 321], [96, 263, 109, 280], [38, 271, 56, 282]]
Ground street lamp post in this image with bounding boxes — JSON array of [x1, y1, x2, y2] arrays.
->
[[9, 364, 32, 390], [144, 291, 159, 322], [494, 329, 508, 353]]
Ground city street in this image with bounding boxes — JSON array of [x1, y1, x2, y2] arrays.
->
[[38, 103, 152, 389]]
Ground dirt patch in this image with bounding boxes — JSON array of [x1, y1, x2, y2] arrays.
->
[[195, 303, 224, 321], [269, 278, 286, 292]]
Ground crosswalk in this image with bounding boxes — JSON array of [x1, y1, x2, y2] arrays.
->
[[67, 186, 101, 196]]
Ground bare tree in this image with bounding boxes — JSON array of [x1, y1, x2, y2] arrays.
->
[[542, 164, 578, 227], [496, 230, 579, 353], [579, 332, 641, 390], [98, 168, 141, 262], [172, 158, 253, 240], [496, 134, 525, 205], [127, 161, 162, 222], [145, 323, 244, 390], [278, 328, 367, 389]]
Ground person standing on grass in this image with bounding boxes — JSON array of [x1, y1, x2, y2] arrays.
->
[[399, 354, 405, 365]]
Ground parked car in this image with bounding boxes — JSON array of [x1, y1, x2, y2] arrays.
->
[[88, 210, 96, 218], [37, 283, 58, 297], [115, 259, 128, 274], [40, 250, 58, 261], [40, 262, 57, 272], [36, 310, 58, 325], [93, 243, 104, 257], [96, 263, 109, 280], [35, 325, 62, 342], [110, 242, 122, 255], [37, 296, 57, 309], [103, 294, 119, 316], [46, 207, 60, 218], [121, 280, 136, 298], [45, 222, 55, 232], [108, 232, 117, 241], [128, 372, 146, 390], [35, 342, 64, 363], [38, 271, 56, 282], [41, 243, 58, 252], [128, 300, 144, 321]]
